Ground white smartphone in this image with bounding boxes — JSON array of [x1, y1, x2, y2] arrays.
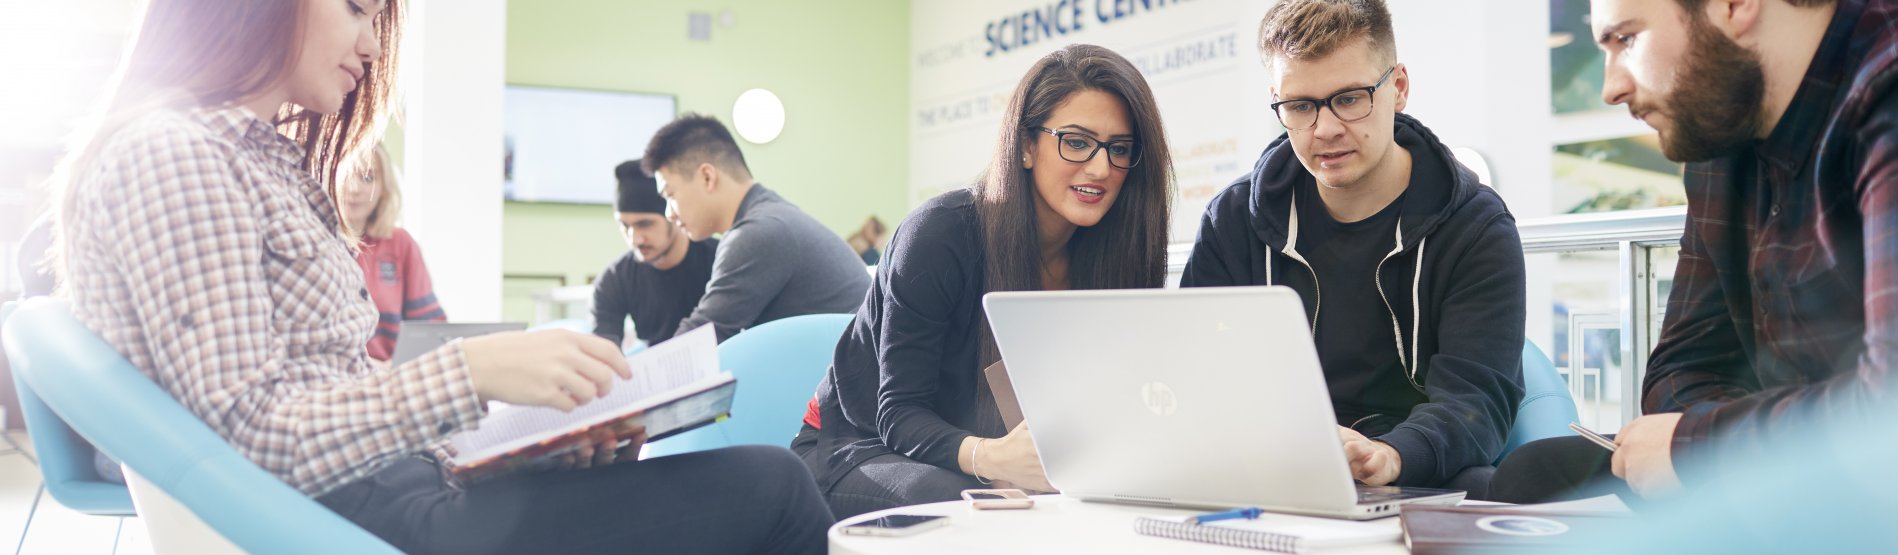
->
[[839, 514, 950, 537], [1569, 422, 1617, 452], [961, 488, 1035, 510]]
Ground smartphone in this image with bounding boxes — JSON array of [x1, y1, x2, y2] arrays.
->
[[961, 488, 1035, 510], [839, 514, 950, 537], [1569, 422, 1617, 452]]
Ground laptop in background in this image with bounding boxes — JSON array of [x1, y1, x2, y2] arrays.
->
[[390, 322, 528, 365], [982, 286, 1463, 520]]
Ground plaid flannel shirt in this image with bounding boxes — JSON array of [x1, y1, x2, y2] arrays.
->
[[1644, 0, 1898, 480], [60, 106, 486, 497]]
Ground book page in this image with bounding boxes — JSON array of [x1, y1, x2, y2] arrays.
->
[[625, 325, 718, 399], [449, 325, 719, 459]]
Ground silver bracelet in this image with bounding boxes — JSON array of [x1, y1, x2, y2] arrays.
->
[[971, 438, 992, 484]]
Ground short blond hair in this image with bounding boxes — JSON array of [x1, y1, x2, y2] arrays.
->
[[346, 144, 404, 240], [1257, 0, 1397, 70]]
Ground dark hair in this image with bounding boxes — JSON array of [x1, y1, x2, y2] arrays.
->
[[640, 113, 751, 178], [1257, 0, 1397, 69], [975, 44, 1174, 365]]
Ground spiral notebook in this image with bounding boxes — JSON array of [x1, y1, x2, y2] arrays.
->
[[1134, 513, 1401, 553]]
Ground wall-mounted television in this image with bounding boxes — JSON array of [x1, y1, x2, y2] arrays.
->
[[503, 85, 677, 204]]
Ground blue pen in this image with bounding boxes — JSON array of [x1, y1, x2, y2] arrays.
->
[[1188, 507, 1263, 525]]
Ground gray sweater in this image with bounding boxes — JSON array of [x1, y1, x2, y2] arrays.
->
[[674, 184, 872, 341]]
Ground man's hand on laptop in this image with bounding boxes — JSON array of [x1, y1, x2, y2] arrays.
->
[[971, 423, 1055, 492], [1337, 426, 1401, 486]]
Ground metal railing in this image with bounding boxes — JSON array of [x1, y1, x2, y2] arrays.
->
[[1519, 207, 1684, 425], [1517, 206, 1685, 253]]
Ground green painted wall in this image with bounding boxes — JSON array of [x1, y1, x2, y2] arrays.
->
[[500, 0, 910, 322]]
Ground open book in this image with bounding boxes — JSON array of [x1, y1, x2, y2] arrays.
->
[[444, 325, 735, 483]]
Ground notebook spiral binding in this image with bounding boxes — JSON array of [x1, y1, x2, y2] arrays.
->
[[1134, 516, 1303, 553]]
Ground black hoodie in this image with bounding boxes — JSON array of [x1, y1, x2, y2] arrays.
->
[[1181, 113, 1525, 488]]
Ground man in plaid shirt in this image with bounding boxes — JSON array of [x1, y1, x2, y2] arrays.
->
[[1494, 0, 1898, 502]]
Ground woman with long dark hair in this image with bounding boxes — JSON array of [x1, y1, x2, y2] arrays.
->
[[793, 43, 1174, 518], [52, 1, 831, 552]]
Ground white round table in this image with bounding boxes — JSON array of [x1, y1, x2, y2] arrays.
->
[[828, 495, 1413, 555]]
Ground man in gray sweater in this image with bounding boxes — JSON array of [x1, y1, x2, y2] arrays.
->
[[642, 114, 871, 341]]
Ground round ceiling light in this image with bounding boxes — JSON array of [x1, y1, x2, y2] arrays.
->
[[732, 88, 785, 144]]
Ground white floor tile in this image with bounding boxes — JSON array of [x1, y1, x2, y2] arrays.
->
[[115, 518, 154, 555], [0, 452, 44, 553], [16, 499, 122, 555], [0, 431, 145, 555]]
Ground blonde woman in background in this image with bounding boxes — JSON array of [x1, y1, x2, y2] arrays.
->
[[338, 143, 444, 362]]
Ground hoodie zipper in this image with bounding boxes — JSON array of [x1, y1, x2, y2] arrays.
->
[[1374, 221, 1427, 394], [1279, 192, 1321, 333], [1285, 251, 1321, 333]]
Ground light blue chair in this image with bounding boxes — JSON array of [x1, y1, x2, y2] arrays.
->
[[1497, 340, 1582, 462], [2, 298, 399, 554], [1, 300, 136, 554], [644, 314, 854, 458]]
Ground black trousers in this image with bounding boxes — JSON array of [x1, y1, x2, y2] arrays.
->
[[1489, 435, 1638, 505], [790, 425, 983, 520], [317, 445, 836, 555]]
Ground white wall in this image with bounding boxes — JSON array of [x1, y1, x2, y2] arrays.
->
[[908, 0, 1277, 243], [403, 0, 507, 321], [1388, 0, 1554, 218], [1388, 0, 1557, 354]]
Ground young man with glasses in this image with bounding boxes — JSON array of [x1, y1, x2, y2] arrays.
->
[[1181, 0, 1526, 496]]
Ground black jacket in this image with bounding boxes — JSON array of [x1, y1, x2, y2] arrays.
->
[[1181, 113, 1526, 487], [807, 190, 999, 492]]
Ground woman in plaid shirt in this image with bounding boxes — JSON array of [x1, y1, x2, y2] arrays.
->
[[51, 1, 832, 553]]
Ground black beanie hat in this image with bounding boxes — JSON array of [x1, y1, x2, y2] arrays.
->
[[615, 159, 668, 214]]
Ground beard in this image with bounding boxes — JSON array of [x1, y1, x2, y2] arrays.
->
[[1646, 17, 1767, 162], [634, 227, 679, 266]]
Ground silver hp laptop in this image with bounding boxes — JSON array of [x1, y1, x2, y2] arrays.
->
[[390, 322, 527, 365], [982, 286, 1464, 520]]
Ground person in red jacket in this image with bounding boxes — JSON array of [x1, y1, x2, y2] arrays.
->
[[340, 143, 446, 362]]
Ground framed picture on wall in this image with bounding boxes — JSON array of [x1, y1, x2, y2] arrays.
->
[[503, 85, 677, 204]]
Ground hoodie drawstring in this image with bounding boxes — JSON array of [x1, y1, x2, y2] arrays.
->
[[1273, 190, 1422, 392], [1279, 191, 1320, 332], [1410, 237, 1427, 389], [1265, 240, 1273, 286], [1376, 220, 1428, 394]]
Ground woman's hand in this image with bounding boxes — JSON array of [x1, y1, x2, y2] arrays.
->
[[462, 330, 632, 411], [556, 426, 649, 470], [972, 422, 1054, 492]]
